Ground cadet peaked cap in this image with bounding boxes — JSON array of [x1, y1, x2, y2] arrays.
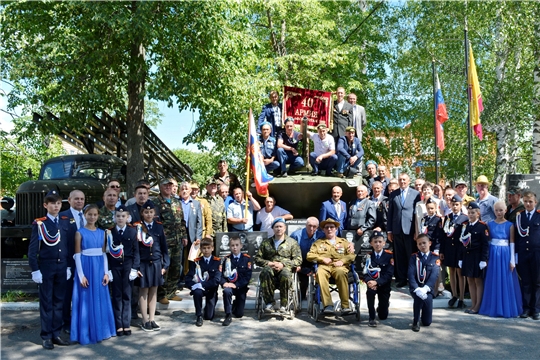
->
[[451, 194, 463, 203], [425, 197, 437, 205], [467, 202, 480, 210], [116, 204, 128, 212], [142, 200, 155, 210], [370, 230, 384, 241]]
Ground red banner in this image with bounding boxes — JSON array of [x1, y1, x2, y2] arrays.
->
[[282, 86, 332, 131]]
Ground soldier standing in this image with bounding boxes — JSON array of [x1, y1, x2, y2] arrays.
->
[[97, 189, 118, 230], [153, 178, 187, 304], [205, 178, 228, 238]]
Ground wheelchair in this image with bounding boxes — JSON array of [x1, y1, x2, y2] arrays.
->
[[307, 263, 361, 322], [255, 268, 301, 320]]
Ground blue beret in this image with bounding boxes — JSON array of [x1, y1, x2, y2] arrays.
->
[[260, 121, 272, 130], [365, 160, 378, 169], [271, 217, 286, 228], [284, 117, 294, 124]]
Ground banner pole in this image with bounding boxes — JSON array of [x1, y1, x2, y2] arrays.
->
[[432, 60, 440, 185], [245, 109, 252, 219]]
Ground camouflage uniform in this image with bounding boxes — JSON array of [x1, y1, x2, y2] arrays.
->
[[254, 235, 302, 305], [205, 194, 228, 236], [153, 194, 187, 300], [97, 207, 115, 230], [195, 196, 213, 238]]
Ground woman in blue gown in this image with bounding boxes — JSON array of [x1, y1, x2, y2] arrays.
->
[[479, 201, 522, 317], [71, 204, 116, 344]]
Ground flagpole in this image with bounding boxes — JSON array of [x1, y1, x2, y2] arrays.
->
[[432, 60, 440, 185], [464, 18, 473, 193], [245, 110, 252, 219]]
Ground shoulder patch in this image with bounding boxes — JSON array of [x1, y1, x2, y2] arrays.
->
[[155, 220, 163, 224], [536, 210, 540, 214], [479, 220, 487, 225], [127, 223, 135, 227], [133, 221, 141, 225], [213, 256, 221, 261], [35, 216, 47, 222], [517, 209, 525, 214], [108, 226, 115, 230], [431, 251, 440, 256], [60, 216, 69, 220], [194, 257, 202, 261], [242, 253, 251, 258], [384, 249, 393, 254]]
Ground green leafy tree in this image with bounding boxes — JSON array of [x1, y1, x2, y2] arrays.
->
[[172, 149, 221, 187]]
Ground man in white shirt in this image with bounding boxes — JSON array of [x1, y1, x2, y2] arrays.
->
[[309, 123, 338, 176], [256, 196, 293, 237], [227, 187, 262, 232]]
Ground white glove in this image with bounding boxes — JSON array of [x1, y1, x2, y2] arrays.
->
[[510, 243, 516, 267], [129, 268, 138, 281], [421, 286, 430, 294], [479, 261, 487, 270], [458, 260, 462, 268], [31, 270, 43, 284], [414, 288, 423, 298], [191, 283, 203, 291], [420, 292, 428, 300], [108, 270, 113, 282], [74, 253, 85, 284], [67, 267, 72, 280]]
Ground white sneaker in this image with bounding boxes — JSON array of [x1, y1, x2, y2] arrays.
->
[[265, 303, 274, 313], [279, 306, 287, 313]]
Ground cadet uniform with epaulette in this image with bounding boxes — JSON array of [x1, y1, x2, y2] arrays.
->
[[185, 255, 222, 322], [363, 248, 394, 322], [221, 253, 253, 319], [107, 212, 140, 333], [408, 250, 440, 328]]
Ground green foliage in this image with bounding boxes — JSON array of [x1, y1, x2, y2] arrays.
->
[[1, 117, 65, 197], [172, 149, 221, 186]]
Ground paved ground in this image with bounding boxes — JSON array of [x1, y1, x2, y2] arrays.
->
[[1, 306, 538, 360]]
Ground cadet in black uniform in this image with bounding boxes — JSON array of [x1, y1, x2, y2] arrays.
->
[[458, 202, 489, 314], [362, 231, 394, 327], [440, 195, 468, 309], [136, 201, 170, 332], [515, 191, 540, 320], [221, 236, 253, 326], [28, 190, 71, 349], [408, 234, 440, 332], [185, 238, 222, 326], [420, 198, 443, 253], [107, 205, 140, 336]]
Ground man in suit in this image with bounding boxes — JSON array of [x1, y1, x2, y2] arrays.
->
[[347, 92, 367, 142], [178, 181, 203, 285], [336, 126, 364, 178], [387, 173, 421, 288], [257, 90, 283, 137], [319, 186, 347, 236], [347, 185, 376, 252], [331, 87, 354, 144], [58, 190, 85, 334], [127, 182, 155, 224]]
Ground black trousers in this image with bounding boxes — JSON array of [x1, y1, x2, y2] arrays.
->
[[110, 262, 133, 329], [62, 276, 74, 330], [412, 291, 433, 326], [393, 233, 415, 283], [39, 261, 67, 340], [192, 287, 218, 319], [517, 251, 540, 314], [366, 285, 391, 320], [223, 286, 248, 317]]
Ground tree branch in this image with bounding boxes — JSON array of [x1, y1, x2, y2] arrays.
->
[[342, 0, 385, 45]]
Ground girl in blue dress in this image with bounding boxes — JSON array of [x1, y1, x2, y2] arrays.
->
[[71, 204, 116, 344], [479, 201, 523, 317]]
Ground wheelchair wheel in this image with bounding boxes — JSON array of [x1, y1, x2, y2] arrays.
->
[[255, 279, 263, 320], [292, 273, 301, 314], [313, 303, 320, 322], [307, 275, 314, 315]]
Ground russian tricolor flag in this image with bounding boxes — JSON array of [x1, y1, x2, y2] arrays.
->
[[435, 74, 449, 151], [248, 109, 273, 197]]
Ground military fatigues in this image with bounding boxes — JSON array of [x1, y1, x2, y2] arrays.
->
[[408, 252, 440, 326], [97, 207, 115, 230], [205, 194, 228, 237], [108, 225, 140, 330], [221, 253, 253, 317], [28, 215, 71, 341], [255, 236, 302, 306], [185, 256, 222, 319], [306, 237, 356, 309], [363, 250, 394, 321], [196, 196, 213, 239], [153, 194, 187, 300]]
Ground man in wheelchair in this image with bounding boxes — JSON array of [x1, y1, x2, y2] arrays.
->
[[254, 218, 302, 313], [307, 218, 356, 314]]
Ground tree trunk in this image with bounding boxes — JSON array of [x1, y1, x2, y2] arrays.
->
[[126, 1, 146, 196], [532, 15, 540, 173]]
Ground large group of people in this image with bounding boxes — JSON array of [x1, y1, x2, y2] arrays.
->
[[28, 88, 540, 350]]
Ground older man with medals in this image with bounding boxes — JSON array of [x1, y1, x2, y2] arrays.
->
[[307, 218, 356, 315]]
